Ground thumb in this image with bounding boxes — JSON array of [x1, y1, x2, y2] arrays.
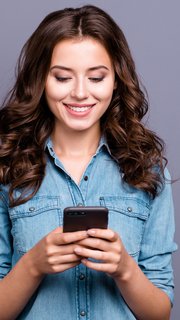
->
[[52, 226, 63, 234]]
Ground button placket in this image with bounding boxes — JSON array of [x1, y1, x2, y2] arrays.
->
[[77, 264, 88, 319]]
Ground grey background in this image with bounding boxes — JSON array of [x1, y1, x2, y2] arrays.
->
[[0, 0, 179, 318]]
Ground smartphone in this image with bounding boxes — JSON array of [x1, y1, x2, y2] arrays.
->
[[63, 206, 108, 232]]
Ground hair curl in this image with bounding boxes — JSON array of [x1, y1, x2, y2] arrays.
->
[[0, 5, 167, 207]]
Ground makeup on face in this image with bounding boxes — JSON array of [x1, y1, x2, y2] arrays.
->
[[45, 37, 116, 132]]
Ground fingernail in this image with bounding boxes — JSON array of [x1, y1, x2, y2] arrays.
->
[[74, 247, 82, 253]]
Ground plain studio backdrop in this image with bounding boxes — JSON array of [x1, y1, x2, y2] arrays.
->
[[0, 1, 179, 319]]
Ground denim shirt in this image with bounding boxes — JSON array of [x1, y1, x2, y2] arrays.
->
[[0, 138, 177, 319]]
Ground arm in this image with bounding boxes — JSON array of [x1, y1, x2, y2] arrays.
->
[[0, 194, 88, 320], [113, 245, 171, 320], [74, 169, 176, 320], [0, 228, 86, 319], [0, 192, 41, 319], [0, 228, 88, 320], [0, 255, 44, 320], [74, 229, 171, 320], [116, 168, 177, 319]]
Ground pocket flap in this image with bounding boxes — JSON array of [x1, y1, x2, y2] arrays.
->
[[9, 196, 59, 218], [101, 196, 149, 220]]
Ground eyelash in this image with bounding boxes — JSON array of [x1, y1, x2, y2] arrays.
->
[[55, 77, 71, 82], [55, 76, 104, 83], [89, 77, 104, 82]]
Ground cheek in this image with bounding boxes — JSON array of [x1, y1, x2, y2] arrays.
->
[[93, 80, 114, 100], [45, 82, 69, 101], [94, 86, 114, 106]]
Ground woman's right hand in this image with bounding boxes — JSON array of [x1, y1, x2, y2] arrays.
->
[[25, 227, 88, 277]]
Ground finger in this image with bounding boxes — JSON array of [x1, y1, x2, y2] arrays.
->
[[48, 253, 82, 265], [81, 259, 114, 273], [52, 261, 81, 273], [47, 243, 85, 256], [75, 231, 121, 253], [74, 246, 112, 262], [87, 229, 118, 242], [75, 237, 111, 252], [53, 230, 88, 246], [51, 226, 63, 234]]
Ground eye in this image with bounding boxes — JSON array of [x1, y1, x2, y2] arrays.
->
[[89, 77, 104, 82], [55, 76, 71, 82]]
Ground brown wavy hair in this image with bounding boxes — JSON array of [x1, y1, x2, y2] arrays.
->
[[0, 5, 167, 207]]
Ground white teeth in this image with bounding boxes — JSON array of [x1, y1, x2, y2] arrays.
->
[[67, 105, 93, 112]]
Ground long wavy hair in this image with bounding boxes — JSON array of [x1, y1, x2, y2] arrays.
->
[[0, 5, 166, 207]]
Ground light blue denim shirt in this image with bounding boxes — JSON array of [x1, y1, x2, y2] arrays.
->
[[0, 137, 177, 319]]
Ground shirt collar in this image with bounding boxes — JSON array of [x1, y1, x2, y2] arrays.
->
[[45, 137, 55, 158], [45, 135, 112, 158], [95, 135, 112, 156]]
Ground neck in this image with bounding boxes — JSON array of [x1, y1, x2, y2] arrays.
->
[[51, 125, 101, 158]]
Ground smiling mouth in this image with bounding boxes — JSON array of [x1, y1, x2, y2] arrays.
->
[[64, 103, 95, 113]]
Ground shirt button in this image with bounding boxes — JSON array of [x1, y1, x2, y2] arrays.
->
[[29, 207, 35, 212], [127, 207, 132, 212], [80, 310, 86, 316], [79, 273, 85, 280], [84, 175, 88, 181]]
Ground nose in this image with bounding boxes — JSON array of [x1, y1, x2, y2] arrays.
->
[[70, 77, 89, 100]]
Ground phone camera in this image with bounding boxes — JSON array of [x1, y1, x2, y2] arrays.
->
[[68, 212, 74, 215]]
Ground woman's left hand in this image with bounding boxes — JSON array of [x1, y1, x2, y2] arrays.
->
[[73, 228, 130, 279]]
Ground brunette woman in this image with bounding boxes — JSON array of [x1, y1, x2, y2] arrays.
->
[[0, 5, 177, 319]]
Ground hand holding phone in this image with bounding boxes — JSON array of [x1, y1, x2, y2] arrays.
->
[[63, 206, 108, 232]]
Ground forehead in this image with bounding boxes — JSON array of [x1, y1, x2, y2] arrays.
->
[[50, 37, 113, 68]]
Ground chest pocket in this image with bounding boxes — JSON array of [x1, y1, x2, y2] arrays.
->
[[9, 196, 61, 254], [100, 196, 150, 257]]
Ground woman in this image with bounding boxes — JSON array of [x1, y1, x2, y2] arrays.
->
[[0, 5, 177, 319]]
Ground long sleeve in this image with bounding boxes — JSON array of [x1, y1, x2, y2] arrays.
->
[[138, 168, 177, 305]]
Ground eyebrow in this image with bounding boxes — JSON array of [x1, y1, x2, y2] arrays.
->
[[50, 65, 109, 72]]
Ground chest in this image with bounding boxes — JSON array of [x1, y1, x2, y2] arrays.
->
[[57, 154, 93, 185], [9, 157, 150, 262]]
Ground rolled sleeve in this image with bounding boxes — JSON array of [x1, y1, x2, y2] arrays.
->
[[0, 188, 13, 279], [138, 168, 178, 305]]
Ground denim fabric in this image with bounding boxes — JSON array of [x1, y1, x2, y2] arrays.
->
[[0, 138, 177, 319]]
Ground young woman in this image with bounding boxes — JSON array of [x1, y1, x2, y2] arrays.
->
[[0, 5, 177, 320]]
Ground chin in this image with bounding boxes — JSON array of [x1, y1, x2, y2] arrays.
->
[[72, 126, 90, 132]]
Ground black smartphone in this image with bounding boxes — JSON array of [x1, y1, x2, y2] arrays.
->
[[63, 206, 108, 232]]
